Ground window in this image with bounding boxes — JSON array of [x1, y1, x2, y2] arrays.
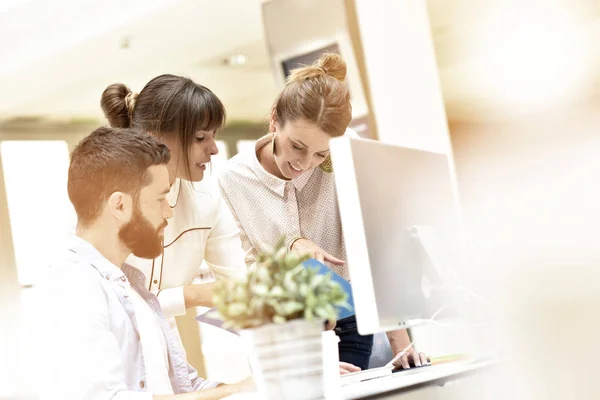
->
[[236, 140, 255, 155], [1, 140, 75, 286], [199, 140, 229, 190]]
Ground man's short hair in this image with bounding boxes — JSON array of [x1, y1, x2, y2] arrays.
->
[[68, 126, 170, 225]]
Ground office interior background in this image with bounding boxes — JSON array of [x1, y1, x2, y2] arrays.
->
[[1, 0, 599, 398]]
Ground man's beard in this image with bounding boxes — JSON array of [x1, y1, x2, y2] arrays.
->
[[119, 206, 167, 259]]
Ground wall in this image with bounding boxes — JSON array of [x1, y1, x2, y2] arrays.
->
[[446, 97, 600, 398]]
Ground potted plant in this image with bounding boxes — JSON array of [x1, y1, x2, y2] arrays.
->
[[213, 237, 351, 399]]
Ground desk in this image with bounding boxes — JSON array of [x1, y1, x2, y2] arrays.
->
[[223, 359, 493, 399], [340, 359, 493, 399]]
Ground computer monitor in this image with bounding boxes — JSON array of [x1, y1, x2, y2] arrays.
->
[[330, 136, 465, 335]]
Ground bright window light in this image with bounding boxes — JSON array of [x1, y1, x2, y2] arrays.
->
[[1, 140, 76, 286], [236, 140, 256, 155], [471, 3, 592, 106]]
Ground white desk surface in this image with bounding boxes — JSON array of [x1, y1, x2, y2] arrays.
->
[[223, 359, 493, 399], [340, 359, 493, 399]]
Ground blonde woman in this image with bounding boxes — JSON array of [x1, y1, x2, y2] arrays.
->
[[219, 54, 428, 373]]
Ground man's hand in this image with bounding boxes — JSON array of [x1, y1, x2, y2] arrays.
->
[[339, 362, 361, 375], [291, 238, 345, 266]]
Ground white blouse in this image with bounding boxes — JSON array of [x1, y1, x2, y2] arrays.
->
[[126, 178, 246, 318], [219, 134, 350, 281]]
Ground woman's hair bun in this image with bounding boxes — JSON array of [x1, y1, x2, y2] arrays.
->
[[287, 53, 347, 83], [100, 83, 132, 128]]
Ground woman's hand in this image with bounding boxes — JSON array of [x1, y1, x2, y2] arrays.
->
[[339, 362, 361, 375], [387, 329, 429, 369], [183, 282, 216, 309], [229, 376, 256, 393], [392, 347, 430, 369], [291, 238, 345, 266], [325, 320, 336, 330]]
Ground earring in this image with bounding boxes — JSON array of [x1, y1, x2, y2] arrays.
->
[[271, 132, 276, 155], [319, 155, 333, 173]]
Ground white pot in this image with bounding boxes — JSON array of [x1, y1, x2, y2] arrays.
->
[[240, 319, 325, 400]]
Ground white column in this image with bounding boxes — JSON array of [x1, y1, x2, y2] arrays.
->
[[353, 0, 451, 154]]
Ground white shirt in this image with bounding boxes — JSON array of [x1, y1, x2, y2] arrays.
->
[[126, 179, 247, 318], [129, 289, 173, 395], [37, 236, 220, 400], [219, 134, 349, 280]]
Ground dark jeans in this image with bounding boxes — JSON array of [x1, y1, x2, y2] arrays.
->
[[334, 315, 374, 370]]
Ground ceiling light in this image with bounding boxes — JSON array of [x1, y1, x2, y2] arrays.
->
[[224, 54, 247, 66]]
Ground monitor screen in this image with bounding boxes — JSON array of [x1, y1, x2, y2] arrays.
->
[[331, 137, 465, 335]]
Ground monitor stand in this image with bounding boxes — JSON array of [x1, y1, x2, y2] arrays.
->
[[409, 225, 459, 289], [404, 225, 462, 324]]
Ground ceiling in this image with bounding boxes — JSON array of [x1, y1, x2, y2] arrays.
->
[[0, 0, 277, 123], [1, 0, 599, 124]]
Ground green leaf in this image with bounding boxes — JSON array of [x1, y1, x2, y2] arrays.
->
[[227, 303, 247, 317], [252, 284, 269, 296], [314, 306, 330, 319], [299, 283, 309, 296], [265, 298, 283, 314], [274, 236, 287, 250], [285, 253, 300, 267], [275, 246, 287, 261], [291, 265, 304, 276], [310, 273, 325, 289], [306, 293, 317, 308], [269, 285, 285, 297], [283, 271, 297, 292], [304, 308, 313, 320], [281, 301, 304, 316], [256, 266, 271, 282], [233, 286, 248, 302]]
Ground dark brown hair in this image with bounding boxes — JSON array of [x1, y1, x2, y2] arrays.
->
[[68, 126, 170, 225], [274, 53, 352, 137], [100, 74, 225, 178]]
